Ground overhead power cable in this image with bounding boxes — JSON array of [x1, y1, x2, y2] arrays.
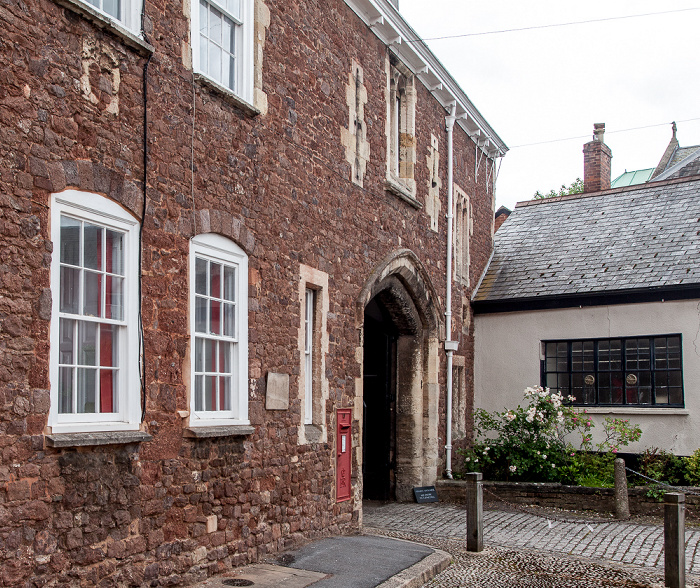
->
[[406, 7, 700, 43], [509, 117, 700, 149]]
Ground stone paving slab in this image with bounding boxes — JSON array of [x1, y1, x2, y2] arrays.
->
[[363, 501, 700, 582]]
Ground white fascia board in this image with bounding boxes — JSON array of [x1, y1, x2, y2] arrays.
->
[[343, 0, 508, 157]]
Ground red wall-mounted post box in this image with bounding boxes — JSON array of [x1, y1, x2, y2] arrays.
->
[[336, 408, 352, 502]]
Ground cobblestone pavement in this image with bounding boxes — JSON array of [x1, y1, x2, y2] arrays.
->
[[363, 502, 700, 587]]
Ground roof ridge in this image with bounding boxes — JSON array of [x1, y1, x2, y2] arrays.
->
[[514, 173, 700, 209]]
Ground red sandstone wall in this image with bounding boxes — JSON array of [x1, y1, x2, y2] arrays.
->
[[0, 0, 498, 583]]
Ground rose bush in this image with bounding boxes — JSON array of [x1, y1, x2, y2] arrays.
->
[[459, 386, 642, 486]]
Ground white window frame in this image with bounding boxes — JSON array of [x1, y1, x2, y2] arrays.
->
[[304, 288, 314, 425], [49, 190, 141, 433], [77, 0, 143, 34], [191, 0, 254, 103], [189, 233, 249, 427]]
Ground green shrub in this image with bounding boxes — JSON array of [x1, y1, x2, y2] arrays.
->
[[686, 448, 700, 486], [460, 386, 642, 485]]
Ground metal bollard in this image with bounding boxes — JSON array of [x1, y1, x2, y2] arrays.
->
[[614, 458, 630, 520], [664, 492, 686, 588], [465, 472, 483, 552]]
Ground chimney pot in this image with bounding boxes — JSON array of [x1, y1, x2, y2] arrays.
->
[[583, 123, 612, 193]]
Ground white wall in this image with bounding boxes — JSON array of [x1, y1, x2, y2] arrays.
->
[[474, 300, 700, 456]]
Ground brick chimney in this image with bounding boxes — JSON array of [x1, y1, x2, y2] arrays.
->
[[583, 123, 612, 193]]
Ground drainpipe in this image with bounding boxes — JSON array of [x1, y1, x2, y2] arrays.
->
[[444, 102, 459, 479]]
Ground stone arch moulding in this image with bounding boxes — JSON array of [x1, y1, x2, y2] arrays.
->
[[355, 248, 444, 339], [355, 248, 444, 503], [44, 160, 145, 221]]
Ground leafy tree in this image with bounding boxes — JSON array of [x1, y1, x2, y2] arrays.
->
[[533, 177, 584, 200]]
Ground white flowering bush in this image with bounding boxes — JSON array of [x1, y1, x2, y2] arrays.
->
[[459, 386, 641, 485]]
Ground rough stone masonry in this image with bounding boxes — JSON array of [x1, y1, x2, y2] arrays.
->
[[0, 0, 503, 584]]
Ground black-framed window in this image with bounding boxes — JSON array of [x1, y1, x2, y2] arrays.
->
[[541, 335, 683, 407]]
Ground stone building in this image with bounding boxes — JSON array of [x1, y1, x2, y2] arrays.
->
[[0, 0, 506, 583]]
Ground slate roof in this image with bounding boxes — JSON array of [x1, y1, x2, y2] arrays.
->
[[474, 176, 700, 304]]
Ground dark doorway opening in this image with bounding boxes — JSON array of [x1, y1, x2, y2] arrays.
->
[[362, 297, 397, 501]]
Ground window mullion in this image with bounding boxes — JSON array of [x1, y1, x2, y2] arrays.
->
[[650, 337, 656, 406]]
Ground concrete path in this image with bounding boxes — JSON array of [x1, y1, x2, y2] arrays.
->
[[364, 501, 700, 586]]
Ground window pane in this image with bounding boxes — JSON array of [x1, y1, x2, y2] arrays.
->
[[195, 337, 204, 372], [546, 373, 558, 389], [59, 367, 73, 414], [655, 372, 668, 404], [557, 373, 569, 395], [103, 0, 120, 19], [222, 19, 232, 89], [205, 339, 216, 373], [195, 375, 204, 411], [210, 299, 221, 335], [228, 54, 236, 93], [205, 376, 216, 410], [60, 217, 81, 265], [84, 271, 102, 317], [583, 341, 594, 372], [100, 369, 117, 412], [219, 375, 231, 411], [209, 44, 222, 86], [200, 31, 208, 72], [195, 296, 208, 333], [105, 275, 123, 320], [638, 339, 650, 370], [77, 368, 97, 413], [610, 340, 622, 370], [219, 341, 231, 373], [195, 258, 207, 295], [60, 266, 80, 314], [571, 342, 582, 371], [99, 324, 117, 368], [223, 265, 236, 301], [84, 224, 102, 271], [222, 302, 235, 337], [210, 6, 222, 42], [546, 342, 556, 358], [78, 321, 98, 366], [106, 229, 124, 275], [669, 386, 683, 405], [668, 336, 681, 369], [669, 370, 682, 388], [210, 262, 221, 298], [638, 371, 652, 404], [59, 318, 74, 364], [546, 357, 557, 372]]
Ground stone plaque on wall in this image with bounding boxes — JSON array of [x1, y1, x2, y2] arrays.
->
[[266, 372, 290, 410]]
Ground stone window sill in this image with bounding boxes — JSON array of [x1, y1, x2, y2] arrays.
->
[[46, 431, 153, 448], [385, 177, 421, 209], [184, 425, 255, 438], [193, 74, 261, 117], [52, 0, 154, 56], [581, 407, 689, 416]]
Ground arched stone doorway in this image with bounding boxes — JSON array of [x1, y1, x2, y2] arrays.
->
[[357, 250, 442, 502]]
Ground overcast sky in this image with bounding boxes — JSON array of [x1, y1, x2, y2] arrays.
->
[[397, 0, 700, 210]]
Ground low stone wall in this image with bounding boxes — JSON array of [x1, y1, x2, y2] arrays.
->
[[435, 479, 700, 521]]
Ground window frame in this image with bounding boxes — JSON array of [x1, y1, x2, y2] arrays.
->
[[304, 288, 315, 426], [191, 0, 254, 104], [385, 56, 417, 199], [74, 0, 143, 35], [49, 190, 141, 433], [189, 233, 249, 427], [541, 334, 684, 408]]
